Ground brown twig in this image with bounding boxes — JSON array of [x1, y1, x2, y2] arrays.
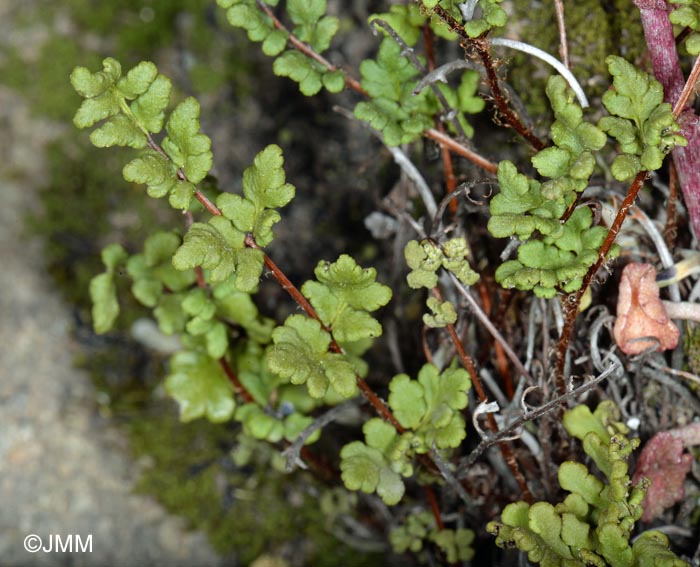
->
[[425, 4, 545, 151], [425, 485, 445, 531], [474, 36, 546, 151], [552, 0, 570, 69], [194, 189, 222, 217], [424, 128, 498, 173], [553, 170, 650, 395], [220, 357, 255, 403], [479, 280, 514, 399], [432, 287, 533, 502], [247, 235, 321, 321], [673, 54, 700, 118]]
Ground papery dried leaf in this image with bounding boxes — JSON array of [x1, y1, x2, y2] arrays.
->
[[613, 263, 680, 355], [632, 431, 692, 522]]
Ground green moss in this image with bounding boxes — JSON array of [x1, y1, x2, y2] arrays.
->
[[507, 0, 646, 117], [128, 409, 385, 566], [685, 325, 700, 377]]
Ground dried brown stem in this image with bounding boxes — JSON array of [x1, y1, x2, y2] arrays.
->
[[220, 357, 255, 403], [553, 0, 570, 68], [424, 128, 498, 173], [672, 54, 700, 119], [425, 4, 545, 150], [425, 486, 445, 531], [474, 37, 546, 151], [553, 170, 650, 394], [433, 287, 533, 502], [194, 189, 222, 217]]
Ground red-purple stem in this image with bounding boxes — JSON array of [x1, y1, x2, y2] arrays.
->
[[635, 0, 700, 239]]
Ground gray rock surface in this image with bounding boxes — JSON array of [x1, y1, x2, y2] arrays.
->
[[0, 86, 231, 567]]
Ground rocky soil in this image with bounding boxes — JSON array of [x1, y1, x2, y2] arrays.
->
[[0, 83, 233, 566]]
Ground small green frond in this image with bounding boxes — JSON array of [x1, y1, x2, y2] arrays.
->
[[88, 243, 128, 334], [300, 255, 391, 343], [339, 418, 411, 505], [599, 56, 686, 180], [387, 363, 470, 451], [161, 97, 213, 183], [461, 0, 507, 37], [287, 0, 338, 53], [267, 315, 357, 399], [172, 217, 246, 284], [273, 51, 323, 95], [404, 240, 441, 289], [219, 144, 295, 246], [488, 402, 688, 566], [423, 297, 457, 328], [89, 272, 121, 334], [71, 58, 171, 148], [165, 351, 235, 423], [354, 38, 442, 145], [221, 0, 276, 42]]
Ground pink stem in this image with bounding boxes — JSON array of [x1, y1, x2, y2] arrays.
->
[[634, 0, 700, 239]]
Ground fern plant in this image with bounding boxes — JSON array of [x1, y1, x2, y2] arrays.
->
[[67, 0, 700, 563], [488, 402, 688, 567]]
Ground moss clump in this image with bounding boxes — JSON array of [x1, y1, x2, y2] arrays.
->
[[685, 325, 700, 377], [507, 0, 646, 117], [128, 409, 386, 566]]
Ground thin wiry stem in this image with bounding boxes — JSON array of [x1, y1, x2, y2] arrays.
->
[[449, 273, 534, 386], [282, 399, 362, 472], [456, 362, 620, 476], [423, 25, 460, 216], [552, 0, 570, 68], [432, 286, 534, 502], [672, 54, 700, 119], [413, 59, 482, 95], [429, 179, 496, 237], [424, 128, 498, 173], [641, 367, 700, 416], [554, 170, 650, 395], [420, 3, 546, 150], [220, 357, 254, 403], [429, 447, 474, 508], [646, 358, 700, 388]]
